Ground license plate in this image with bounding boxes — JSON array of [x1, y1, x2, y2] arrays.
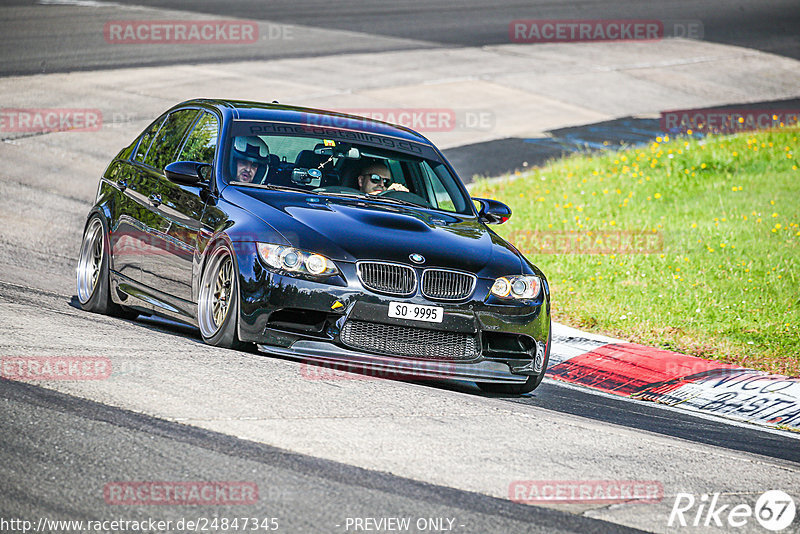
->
[[388, 302, 443, 323]]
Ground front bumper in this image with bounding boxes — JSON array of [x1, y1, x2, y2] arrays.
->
[[234, 243, 550, 383]]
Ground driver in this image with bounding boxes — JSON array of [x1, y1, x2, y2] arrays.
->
[[231, 136, 270, 183], [357, 161, 409, 195]]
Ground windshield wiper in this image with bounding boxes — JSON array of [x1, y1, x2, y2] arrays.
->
[[315, 191, 429, 209], [367, 195, 427, 209], [318, 191, 363, 199], [233, 182, 317, 194]]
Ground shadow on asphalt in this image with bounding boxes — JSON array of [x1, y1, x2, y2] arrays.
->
[[446, 97, 800, 181]]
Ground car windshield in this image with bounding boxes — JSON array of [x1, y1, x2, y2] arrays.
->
[[223, 122, 472, 215]]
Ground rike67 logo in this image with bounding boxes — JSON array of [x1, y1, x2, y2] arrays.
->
[[669, 490, 796, 531]]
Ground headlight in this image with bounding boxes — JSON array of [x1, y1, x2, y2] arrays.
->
[[490, 275, 541, 300], [256, 243, 339, 277]]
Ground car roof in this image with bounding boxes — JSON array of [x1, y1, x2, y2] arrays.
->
[[186, 98, 434, 146]]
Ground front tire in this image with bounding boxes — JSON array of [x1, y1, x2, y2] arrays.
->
[[76, 215, 136, 318], [197, 243, 245, 349]]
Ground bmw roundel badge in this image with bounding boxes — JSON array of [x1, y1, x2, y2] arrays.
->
[[409, 253, 425, 264]]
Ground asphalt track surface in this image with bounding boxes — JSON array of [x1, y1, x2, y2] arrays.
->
[[1, 379, 637, 534], [0, 0, 799, 76], [2, 1, 800, 533], [121, 0, 800, 58], [0, 283, 798, 532]]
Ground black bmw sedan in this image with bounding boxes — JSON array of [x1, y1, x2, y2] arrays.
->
[[77, 99, 550, 393]]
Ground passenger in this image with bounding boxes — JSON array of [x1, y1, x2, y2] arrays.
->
[[231, 136, 270, 183], [357, 161, 409, 195]]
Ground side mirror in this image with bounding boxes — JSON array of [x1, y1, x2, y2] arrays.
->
[[474, 197, 512, 225], [164, 161, 211, 185]]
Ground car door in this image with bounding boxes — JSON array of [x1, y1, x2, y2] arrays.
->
[[134, 108, 200, 301], [110, 114, 166, 283], [145, 111, 220, 306]]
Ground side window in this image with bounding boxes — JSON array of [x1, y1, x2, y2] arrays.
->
[[133, 116, 166, 163], [177, 112, 219, 165], [143, 109, 199, 172]]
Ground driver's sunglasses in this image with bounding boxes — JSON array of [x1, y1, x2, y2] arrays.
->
[[364, 173, 392, 187]]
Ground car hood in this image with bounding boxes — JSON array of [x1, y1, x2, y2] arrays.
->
[[224, 188, 524, 277]]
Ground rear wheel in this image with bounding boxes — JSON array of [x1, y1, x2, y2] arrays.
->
[[76, 215, 137, 318], [477, 330, 551, 395], [198, 243, 246, 349]]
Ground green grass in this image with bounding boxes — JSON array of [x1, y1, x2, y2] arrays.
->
[[471, 128, 800, 376]]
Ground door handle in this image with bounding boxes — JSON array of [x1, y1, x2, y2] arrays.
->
[[149, 193, 162, 207]]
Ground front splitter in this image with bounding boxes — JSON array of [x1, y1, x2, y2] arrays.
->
[[257, 340, 529, 384]]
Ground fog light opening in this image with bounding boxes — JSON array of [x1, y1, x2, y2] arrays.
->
[[534, 340, 546, 374]]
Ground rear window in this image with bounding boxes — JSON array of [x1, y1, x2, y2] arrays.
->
[[133, 116, 165, 164]]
